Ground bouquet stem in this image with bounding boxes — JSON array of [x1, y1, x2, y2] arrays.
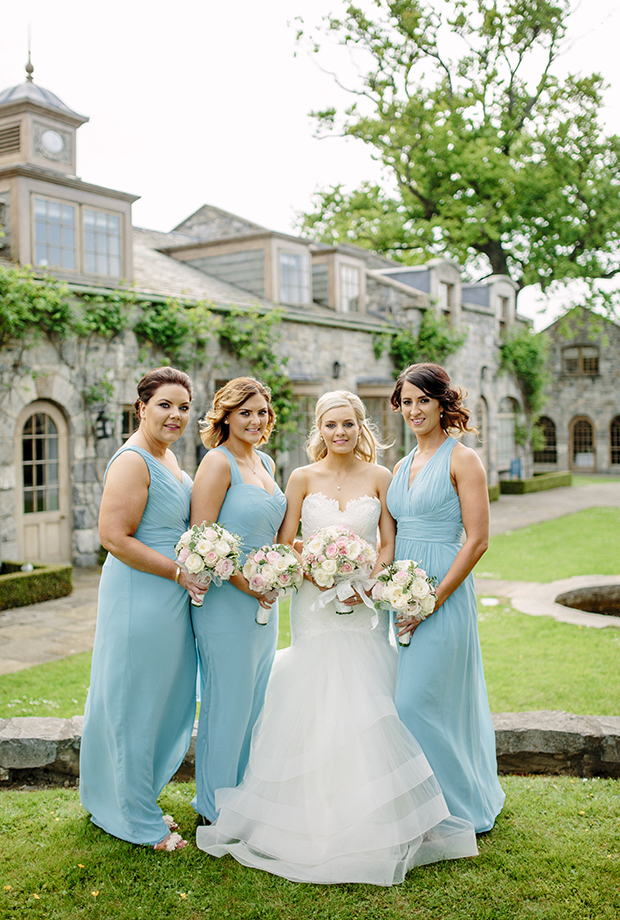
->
[[256, 606, 270, 626]]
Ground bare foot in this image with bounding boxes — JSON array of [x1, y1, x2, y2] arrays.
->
[[153, 832, 187, 851]]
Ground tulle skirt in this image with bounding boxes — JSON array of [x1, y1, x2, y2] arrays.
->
[[196, 628, 478, 885]]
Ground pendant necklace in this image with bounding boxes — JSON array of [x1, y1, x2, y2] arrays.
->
[[326, 460, 355, 491], [230, 448, 257, 475]]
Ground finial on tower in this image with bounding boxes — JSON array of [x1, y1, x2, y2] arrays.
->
[[26, 27, 34, 82]]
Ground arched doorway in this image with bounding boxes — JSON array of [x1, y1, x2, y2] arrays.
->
[[533, 416, 557, 464], [497, 397, 519, 472], [14, 401, 71, 563], [570, 417, 595, 472], [611, 416, 620, 467]]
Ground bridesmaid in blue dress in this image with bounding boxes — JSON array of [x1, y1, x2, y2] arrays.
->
[[80, 367, 205, 851], [387, 363, 505, 833], [190, 377, 286, 825]]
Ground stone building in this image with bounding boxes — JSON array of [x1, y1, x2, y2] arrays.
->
[[534, 307, 620, 475], [0, 68, 529, 566]]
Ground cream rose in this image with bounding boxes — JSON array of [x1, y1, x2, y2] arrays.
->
[[321, 558, 338, 576], [185, 553, 205, 574], [305, 536, 324, 556], [314, 568, 334, 587]]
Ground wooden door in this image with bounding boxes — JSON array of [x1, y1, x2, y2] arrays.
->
[[14, 401, 72, 564]]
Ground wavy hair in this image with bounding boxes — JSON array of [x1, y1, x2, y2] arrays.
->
[[306, 390, 386, 463], [390, 363, 476, 435], [200, 377, 276, 449], [134, 366, 193, 417]]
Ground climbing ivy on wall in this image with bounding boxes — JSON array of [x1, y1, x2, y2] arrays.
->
[[499, 326, 550, 446], [373, 309, 467, 374], [217, 308, 297, 454]]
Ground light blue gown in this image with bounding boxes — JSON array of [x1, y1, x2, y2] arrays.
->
[[191, 446, 286, 821], [386, 438, 505, 833], [80, 446, 197, 846]]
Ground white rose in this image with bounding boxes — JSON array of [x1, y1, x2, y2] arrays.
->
[[243, 561, 258, 579], [178, 530, 193, 546], [260, 564, 276, 583], [314, 568, 334, 587], [389, 587, 409, 610], [305, 537, 324, 556], [410, 579, 431, 600], [345, 541, 361, 560], [321, 559, 338, 576], [422, 594, 436, 615], [195, 538, 213, 556], [185, 553, 205, 574], [272, 557, 290, 573], [214, 539, 231, 556]]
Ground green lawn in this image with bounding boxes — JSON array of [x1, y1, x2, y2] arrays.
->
[[1, 776, 618, 920], [476, 507, 620, 582]]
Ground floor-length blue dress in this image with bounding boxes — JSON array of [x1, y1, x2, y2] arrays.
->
[[191, 446, 286, 822], [80, 446, 197, 846], [386, 438, 505, 833]]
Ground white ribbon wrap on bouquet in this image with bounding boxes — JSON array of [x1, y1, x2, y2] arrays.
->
[[310, 578, 378, 626], [188, 571, 228, 606]]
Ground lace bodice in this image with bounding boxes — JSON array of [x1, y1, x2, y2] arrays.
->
[[292, 493, 390, 643]]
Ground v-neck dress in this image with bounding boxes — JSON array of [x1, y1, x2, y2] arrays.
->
[[191, 446, 287, 822], [80, 445, 197, 846], [386, 438, 505, 832]]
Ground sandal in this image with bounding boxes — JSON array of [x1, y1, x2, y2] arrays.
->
[[163, 814, 179, 832], [153, 832, 187, 852]]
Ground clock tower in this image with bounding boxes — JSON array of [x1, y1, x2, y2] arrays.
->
[[0, 59, 88, 178]]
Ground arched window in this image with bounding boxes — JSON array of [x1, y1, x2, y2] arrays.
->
[[497, 397, 518, 470], [533, 416, 557, 463], [22, 412, 59, 513], [570, 417, 595, 471], [611, 416, 620, 467]]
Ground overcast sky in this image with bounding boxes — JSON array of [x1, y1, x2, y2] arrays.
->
[[2, 0, 619, 327]]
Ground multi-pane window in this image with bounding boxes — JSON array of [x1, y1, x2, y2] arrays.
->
[[498, 295, 509, 338], [610, 417, 620, 466], [563, 346, 599, 376], [340, 265, 360, 312], [571, 418, 595, 469], [34, 197, 76, 269], [84, 209, 121, 277], [279, 252, 309, 305], [22, 413, 59, 513], [32, 196, 122, 277], [533, 416, 557, 463]]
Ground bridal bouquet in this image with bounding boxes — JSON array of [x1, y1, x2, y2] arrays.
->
[[243, 543, 304, 625], [175, 522, 241, 606], [302, 525, 377, 614], [372, 560, 437, 646]]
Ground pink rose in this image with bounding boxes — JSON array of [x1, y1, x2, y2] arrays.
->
[[205, 551, 219, 567], [318, 554, 326, 564], [414, 567, 425, 577], [325, 543, 338, 558], [254, 550, 266, 562], [215, 557, 233, 578], [204, 528, 219, 542], [340, 561, 354, 574], [250, 573, 268, 592], [278, 572, 291, 585], [336, 538, 348, 549], [393, 569, 409, 584], [177, 547, 190, 564], [266, 551, 281, 564]]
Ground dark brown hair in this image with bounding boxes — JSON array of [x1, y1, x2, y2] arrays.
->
[[200, 377, 276, 449], [134, 366, 193, 416], [390, 363, 476, 435]]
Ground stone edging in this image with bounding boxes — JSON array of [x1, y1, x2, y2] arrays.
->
[[1, 711, 619, 786]]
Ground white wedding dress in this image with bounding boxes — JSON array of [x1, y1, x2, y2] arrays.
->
[[196, 493, 478, 885]]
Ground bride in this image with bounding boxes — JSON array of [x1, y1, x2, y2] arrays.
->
[[196, 391, 478, 885]]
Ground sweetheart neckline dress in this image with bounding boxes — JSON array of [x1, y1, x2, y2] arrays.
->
[[196, 491, 478, 885], [387, 438, 505, 833]]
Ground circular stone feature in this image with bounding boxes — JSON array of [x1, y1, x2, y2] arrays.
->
[[555, 585, 620, 618]]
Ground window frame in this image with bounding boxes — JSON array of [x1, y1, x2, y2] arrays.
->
[[31, 193, 124, 279], [562, 345, 600, 377], [278, 250, 310, 305]]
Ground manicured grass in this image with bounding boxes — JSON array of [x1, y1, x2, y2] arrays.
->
[[478, 603, 620, 715], [1, 776, 618, 920], [0, 651, 92, 719], [572, 474, 620, 485], [476, 507, 620, 582]]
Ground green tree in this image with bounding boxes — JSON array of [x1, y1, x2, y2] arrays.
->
[[299, 0, 620, 300]]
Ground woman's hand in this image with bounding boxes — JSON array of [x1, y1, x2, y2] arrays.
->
[[395, 613, 427, 639], [177, 569, 208, 605]]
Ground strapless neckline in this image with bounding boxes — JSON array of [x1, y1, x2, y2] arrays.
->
[[303, 492, 380, 514]]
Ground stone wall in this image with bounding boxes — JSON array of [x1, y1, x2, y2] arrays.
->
[[2, 711, 618, 786]]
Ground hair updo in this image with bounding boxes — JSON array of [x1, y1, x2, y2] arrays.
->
[[199, 377, 276, 449], [306, 390, 386, 463], [134, 366, 193, 417], [390, 363, 476, 435]]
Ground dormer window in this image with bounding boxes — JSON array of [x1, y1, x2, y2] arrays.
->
[[340, 265, 360, 313], [32, 195, 122, 278], [34, 197, 76, 270], [562, 346, 599, 376], [279, 251, 309, 305]]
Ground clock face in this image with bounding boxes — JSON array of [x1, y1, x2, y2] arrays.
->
[[41, 130, 65, 154]]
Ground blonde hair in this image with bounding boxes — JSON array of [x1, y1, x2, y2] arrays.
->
[[306, 390, 385, 463], [200, 377, 276, 449]]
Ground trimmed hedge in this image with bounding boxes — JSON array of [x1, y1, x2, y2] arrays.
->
[[499, 471, 572, 495], [0, 562, 73, 611], [488, 484, 500, 503]]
